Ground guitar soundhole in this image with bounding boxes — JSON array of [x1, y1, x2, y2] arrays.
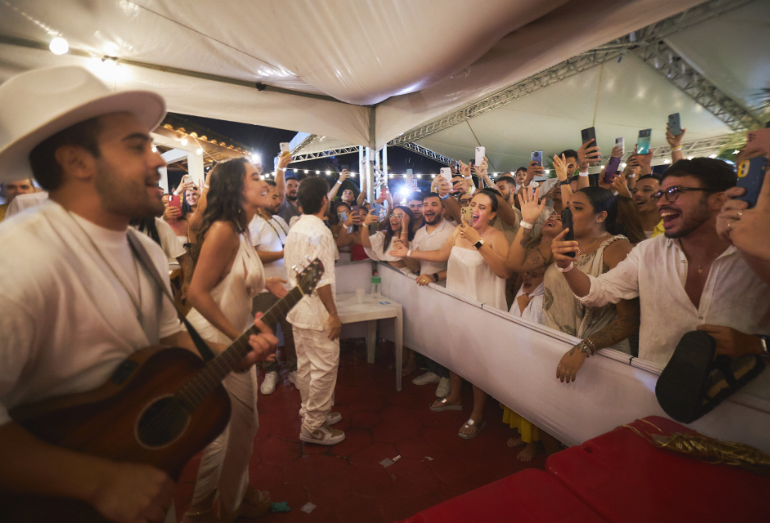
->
[[136, 395, 189, 449]]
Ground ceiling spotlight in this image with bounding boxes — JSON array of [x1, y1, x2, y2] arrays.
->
[[304, 170, 309, 173], [49, 37, 69, 55], [316, 170, 320, 174]]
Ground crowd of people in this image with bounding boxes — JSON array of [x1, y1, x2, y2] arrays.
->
[[1, 64, 769, 523]]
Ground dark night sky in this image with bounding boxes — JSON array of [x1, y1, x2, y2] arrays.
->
[[174, 113, 445, 191]]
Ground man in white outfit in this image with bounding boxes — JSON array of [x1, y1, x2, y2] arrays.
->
[[0, 66, 277, 523], [284, 176, 345, 445]]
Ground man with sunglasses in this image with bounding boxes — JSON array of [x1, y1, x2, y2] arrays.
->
[[550, 158, 769, 378]]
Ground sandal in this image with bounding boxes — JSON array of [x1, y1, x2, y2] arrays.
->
[[458, 419, 486, 440], [430, 397, 462, 412]]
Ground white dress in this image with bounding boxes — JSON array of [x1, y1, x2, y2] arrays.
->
[[185, 233, 265, 513], [446, 246, 507, 311]]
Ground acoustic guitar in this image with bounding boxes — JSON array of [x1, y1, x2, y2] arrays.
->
[[1, 259, 324, 522]]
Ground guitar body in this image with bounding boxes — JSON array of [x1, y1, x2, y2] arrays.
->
[[2, 346, 231, 522]]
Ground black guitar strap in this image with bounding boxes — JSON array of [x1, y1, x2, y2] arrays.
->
[[127, 232, 215, 362]]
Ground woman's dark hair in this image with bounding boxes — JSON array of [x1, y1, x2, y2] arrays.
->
[[192, 158, 250, 261], [129, 217, 161, 246], [474, 188, 500, 214], [575, 187, 645, 244], [329, 200, 351, 226], [181, 191, 195, 220], [383, 205, 415, 250]]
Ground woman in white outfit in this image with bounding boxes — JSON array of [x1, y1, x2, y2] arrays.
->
[[390, 189, 510, 439], [183, 158, 287, 523]]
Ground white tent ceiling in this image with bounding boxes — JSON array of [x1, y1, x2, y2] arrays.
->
[[0, 0, 709, 154]]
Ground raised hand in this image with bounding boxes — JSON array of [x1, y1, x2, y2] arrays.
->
[[472, 157, 489, 180], [717, 168, 770, 260], [552, 154, 568, 182], [459, 219, 481, 244], [527, 160, 544, 181], [518, 186, 545, 224], [578, 139, 602, 170], [458, 160, 471, 178], [665, 124, 686, 148], [437, 177, 451, 198], [611, 172, 631, 198], [339, 169, 351, 183], [277, 152, 293, 170], [163, 205, 182, 222], [551, 228, 579, 268], [364, 210, 380, 226]]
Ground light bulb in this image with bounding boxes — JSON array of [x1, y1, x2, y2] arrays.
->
[[196, 148, 203, 155], [180, 138, 188, 146], [251, 154, 261, 164], [49, 37, 69, 55]]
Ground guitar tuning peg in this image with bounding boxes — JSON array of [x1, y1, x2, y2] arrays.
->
[[305, 255, 312, 261]]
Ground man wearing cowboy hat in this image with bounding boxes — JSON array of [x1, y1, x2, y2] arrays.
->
[[0, 66, 278, 523]]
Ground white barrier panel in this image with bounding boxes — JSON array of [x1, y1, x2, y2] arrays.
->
[[348, 263, 770, 454]]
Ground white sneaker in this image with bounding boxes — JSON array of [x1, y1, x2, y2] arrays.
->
[[300, 424, 346, 445], [288, 370, 298, 385], [412, 371, 440, 386], [436, 377, 450, 398], [260, 371, 279, 395], [326, 412, 342, 425]]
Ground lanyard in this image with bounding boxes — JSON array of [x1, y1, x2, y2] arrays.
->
[[262, 215, 288, 248]]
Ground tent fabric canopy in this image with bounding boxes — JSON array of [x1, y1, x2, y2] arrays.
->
[[0, 0, 715, 155]]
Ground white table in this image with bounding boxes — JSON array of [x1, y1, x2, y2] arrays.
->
[[336, 293, 404, 391]]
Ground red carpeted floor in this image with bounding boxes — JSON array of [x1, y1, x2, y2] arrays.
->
[[174, 339, 546, 522]]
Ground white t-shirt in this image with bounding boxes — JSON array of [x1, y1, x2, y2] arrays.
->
[[411, 219, 455, 277], [249, 213, 290, 286], [132, 218, 186, 264], [0, 201, 182, 425], [509, 282, 546, 325]]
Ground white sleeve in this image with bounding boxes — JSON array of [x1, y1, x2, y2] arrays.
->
[[315, 229, 337, 290], [364, 232, 385, 261], [579, 244, 642, 307], [0, 298, 37, 425], [154, 218, 186, 260]]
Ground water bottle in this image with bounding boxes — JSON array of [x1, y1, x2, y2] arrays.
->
[[371, 271, 382, 299]]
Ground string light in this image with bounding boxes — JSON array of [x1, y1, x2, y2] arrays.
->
[[325, 170, 331, 175], [304, 170, 309, 173], [49, 37, 69, 55], [316, 170, 320, 174], [180, 137, 188, 146], [196, 148, 203, 155]]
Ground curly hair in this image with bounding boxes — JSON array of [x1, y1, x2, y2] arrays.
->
[[192, 158, 250, 261]]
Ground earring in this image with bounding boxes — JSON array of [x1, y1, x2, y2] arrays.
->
[[487, 218, 495, 225]]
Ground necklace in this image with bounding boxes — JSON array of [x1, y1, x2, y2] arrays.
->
[[577, 232, 611, 256], [67, 212, 144, 323], [260, 212, 288, 248]]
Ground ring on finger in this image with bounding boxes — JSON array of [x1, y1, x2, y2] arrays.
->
[[737, 211, 743, 219], [727, 221, 732, 231]]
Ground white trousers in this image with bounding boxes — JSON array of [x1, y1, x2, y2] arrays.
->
[[293, 327, 340, 432], [190, 367, 258, 513]]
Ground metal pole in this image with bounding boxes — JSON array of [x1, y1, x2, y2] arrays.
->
[[365, 147, 374, 201], [382, 145, 388, 179]]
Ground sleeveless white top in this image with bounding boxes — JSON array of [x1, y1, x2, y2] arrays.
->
[[446, 246, 507, 311], [187, 233, 265, 344]]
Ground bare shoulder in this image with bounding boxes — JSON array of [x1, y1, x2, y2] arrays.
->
[[203, 221, 240, 250], [603, 238, 634, 269]]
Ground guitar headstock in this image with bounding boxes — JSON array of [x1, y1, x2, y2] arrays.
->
[[296, 258, 325, 295]]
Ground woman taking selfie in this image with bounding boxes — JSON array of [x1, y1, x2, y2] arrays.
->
[[361, 205, 415, 269], [183, 158, 286, 523], [390, 189, 510, 439]]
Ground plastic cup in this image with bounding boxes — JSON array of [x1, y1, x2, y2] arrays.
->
[[356, 289, 365, 304]]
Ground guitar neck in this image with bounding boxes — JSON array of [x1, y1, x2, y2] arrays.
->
[[179, 286, 305, 408]]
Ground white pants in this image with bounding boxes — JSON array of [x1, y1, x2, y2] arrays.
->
[[190, 367, 258, 513], [293, 326, 340, 432]]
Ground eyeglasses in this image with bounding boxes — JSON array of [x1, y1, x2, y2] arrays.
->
[[651, 186, 711, 203]]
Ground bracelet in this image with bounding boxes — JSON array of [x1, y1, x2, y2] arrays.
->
[[519, 220, 534, 229], [558, 179, 571, 186], [579, 171, 589, 177], [582, 338, 598, 354], [406, 249, 412, 258], [203, 183, 210, 189], [440, 193, 450, 199], [277, 167, 286, 172], [336, 180, 342, 185], [557, 262, 574, 273], [672, 146, 682, 151]]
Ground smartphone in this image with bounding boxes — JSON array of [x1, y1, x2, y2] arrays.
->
[[561, 208, 576, 258], [531, 150, 543, 167], [668, 113, 682, 136], [279, 142, 291, 156], [746, 128, 770, 152], [337, 212, 347, 223], [406, 168, 413, 175], [461, 206, 473, 224], [604, 156, 621, 184], [637, 129, 652, 155], [168, 194, 182, 212], [440, 167, 452, 184], [475, 146, 486, 166], [615, 137, 624, 154], [581, 127, 600, 161], [736, 157, 767, 208]]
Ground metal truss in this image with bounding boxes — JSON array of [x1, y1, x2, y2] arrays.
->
[[396, 142, 454, 166], [291, 134, 316, 154], [389, 0, 758, 146], [635, 41, 760, 131], [290, 146, 361, 163]]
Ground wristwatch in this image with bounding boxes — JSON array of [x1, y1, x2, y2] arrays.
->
[[474, 238, 485, 249], [558, 179, 571, 186], [757, 334, 769, 356]]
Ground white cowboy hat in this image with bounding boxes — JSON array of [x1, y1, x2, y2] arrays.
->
[[0, 65, 166, 183]]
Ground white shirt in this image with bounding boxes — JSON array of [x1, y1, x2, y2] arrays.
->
[[509, 282, 546, 325], [365, 231, 413, 262], [5, 191, 48, 218], [132, 218, 186, 264], [284, 214, 337, 331], [412, 219, 455, 276], [0, 201, 181, 425], [579, 234, 770, 366], [249, 213, 290, 286]]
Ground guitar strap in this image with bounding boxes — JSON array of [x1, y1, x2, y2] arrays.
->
[[127, 232, 215, 362]]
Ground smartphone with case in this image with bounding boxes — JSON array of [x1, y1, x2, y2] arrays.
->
[[440, 167, 452, 184], [168, 194, 182, 212], [475, 146, 486, 166], [604, 157, 621, 184], [736, 157, 767, 208], [637, 129, 652, 155], [560, 208, 576, 258], [581, 127, 600, 161], [337, 212, 347, 223], [461, 206, 473, 225], [615, 137, 624, 154], [668, 113, 682, 136], [531, 150, 543, 167], [279, 142, 291, 156]]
